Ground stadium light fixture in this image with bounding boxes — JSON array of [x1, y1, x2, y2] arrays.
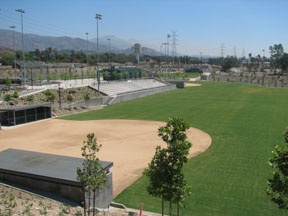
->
[[15, 9, 26, 86], [95, 13, 102, 96], [85, 32, 89, 65], [9, 25, 16, 77], [108, 38, 111, 66]]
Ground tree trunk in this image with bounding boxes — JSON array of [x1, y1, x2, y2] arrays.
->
[[169, 200, 172, 216], [177, 202, 180, 216], [93, 190, 96, 216], [88, 190, 91, 216], [162, 195, 164, 216], [83, 191, 87, 216]]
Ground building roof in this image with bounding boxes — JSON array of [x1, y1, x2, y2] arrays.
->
[[0, 104, 51, 112], [0, 149, 113, 186]]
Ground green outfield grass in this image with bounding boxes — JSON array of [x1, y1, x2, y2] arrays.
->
[[60, 82, 288, 215]]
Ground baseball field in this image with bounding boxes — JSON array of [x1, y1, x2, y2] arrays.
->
[[1, 81, 288, 215]]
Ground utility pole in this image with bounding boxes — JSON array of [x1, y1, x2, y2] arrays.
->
[[242, 48, 245, 59], [171, 31, 177, 67], [15, 9, 25, 87], [95, 13, 102, 96], [233, 46, 237, 58], [9, 25, 16, 78], [220, 43, 225, 58]]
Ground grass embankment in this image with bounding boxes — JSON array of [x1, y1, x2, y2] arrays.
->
[[60, 82, 288, 216]]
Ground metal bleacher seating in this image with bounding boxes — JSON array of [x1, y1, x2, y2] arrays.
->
[[94, 79, 166, 96]]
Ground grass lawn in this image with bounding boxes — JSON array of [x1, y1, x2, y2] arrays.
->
[[60, 82, 288, 215]]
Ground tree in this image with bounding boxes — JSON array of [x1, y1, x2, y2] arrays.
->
[[269, 44, 284, 73], [34, 49, 41, 60], [5, 77, 12, 89], [77, 133, 108, 216], [267, 128, 288, 210], [70, 50, 76, 63], [144, 117, 192, 216], [221, 56, 240, 72], [144, 145, 169, 216], [158, 117, 192, 215], [66, 94, 73, 110], [84, 93, 90, 108], [278, 53, 288, 75]]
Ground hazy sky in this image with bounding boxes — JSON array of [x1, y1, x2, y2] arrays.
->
[[1, 0, 287, 57]]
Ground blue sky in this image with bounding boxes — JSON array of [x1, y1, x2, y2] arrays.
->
[[1, 0, 287, 57]]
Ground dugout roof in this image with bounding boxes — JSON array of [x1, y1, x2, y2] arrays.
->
[[0, 104, 51, 126], [0, 149, 113, 186]]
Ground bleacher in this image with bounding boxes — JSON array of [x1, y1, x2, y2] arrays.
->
[[94, 79, 167, 96]]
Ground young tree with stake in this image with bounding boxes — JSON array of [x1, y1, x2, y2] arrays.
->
[[77, 133, 108, 216], [144, 117, 192, 216]]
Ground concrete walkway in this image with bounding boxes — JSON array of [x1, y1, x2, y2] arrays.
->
[[109, 203, 166, 216]]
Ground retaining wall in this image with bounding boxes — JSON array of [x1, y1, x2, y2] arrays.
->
[[109, 84, 176, 105]]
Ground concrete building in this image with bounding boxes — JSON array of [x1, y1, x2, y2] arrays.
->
[[0, 149, 113, 208]]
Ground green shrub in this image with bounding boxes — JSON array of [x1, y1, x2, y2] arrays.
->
[[3, 94, 11, 102], [13, 91, 19, 98], [66, 94, 73, 103], [26, 95, 34, 102], [43, 89, 55, 102]]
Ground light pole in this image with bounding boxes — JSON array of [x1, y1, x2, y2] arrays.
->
[[85, 32, 89, 65], [85, 32, 89, 84], [162, 42, 167, 73], [262, 49, 266, 73], [107, 38, 111, 66], [58, 83, 62, 109], [15, 9, 26, 87], [167, 34, 170, 58], [9, 25, 16, 78], [95, 13, 102, 96]]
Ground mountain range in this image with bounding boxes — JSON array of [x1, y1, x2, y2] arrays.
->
[[0, 29, 160, 56]]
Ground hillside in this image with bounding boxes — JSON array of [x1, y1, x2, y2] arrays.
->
[[0, 46, 13, 55], [0, 29, 160, 56]]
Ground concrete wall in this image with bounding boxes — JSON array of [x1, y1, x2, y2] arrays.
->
[[0, 172, 83, 205], [110, 84, 176, 105], [87, 172, 113, 209], [51, 96, 106, 109], [0, 171, 113, 208], [167, 80, 185, 88]]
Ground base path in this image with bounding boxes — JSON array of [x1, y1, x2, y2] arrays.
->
[[0, 119, 212, 197]]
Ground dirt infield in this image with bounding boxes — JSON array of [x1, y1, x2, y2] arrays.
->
[[0, 119, 212, 197]]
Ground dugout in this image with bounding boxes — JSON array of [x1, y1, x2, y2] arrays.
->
[[0, 104, 51, 126], [0, 149, 113, 207]]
